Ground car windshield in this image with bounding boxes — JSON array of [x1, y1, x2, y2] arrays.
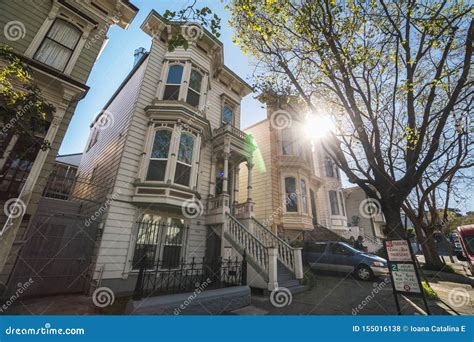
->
[[338, 242, 362, 254]]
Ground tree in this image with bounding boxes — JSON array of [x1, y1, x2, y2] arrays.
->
[[228, 0, 473, 238], [0, 44, 55, 151]]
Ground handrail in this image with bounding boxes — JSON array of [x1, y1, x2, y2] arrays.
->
[[225, 214, 268, 274], [251, 217, 296, 273]]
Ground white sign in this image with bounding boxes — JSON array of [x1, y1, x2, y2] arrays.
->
[[390, 263, 421, 294], [385, 240, 412, 262]]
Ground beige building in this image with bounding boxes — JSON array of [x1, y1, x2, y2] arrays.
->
[[239, 97, 349, 241], [0, 0, 137, 295]]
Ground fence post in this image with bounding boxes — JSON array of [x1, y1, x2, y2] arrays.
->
[[132, 255, 146, 300], [241, 249, 247, 285], [294, 248, 304, 280]]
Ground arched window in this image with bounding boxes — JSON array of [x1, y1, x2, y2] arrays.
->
[[174, 133, 195, 186], [222, 106, 233, 124], [301, 179, 308, 214], [285, 177, 298, 212], [34, 19, 82, 71], [163, 65, 184, 101], [186, 69, 203, 107], [146, 129, 172, 181]]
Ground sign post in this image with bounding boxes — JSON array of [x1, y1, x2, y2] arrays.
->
[[383, 239, 430, 315]]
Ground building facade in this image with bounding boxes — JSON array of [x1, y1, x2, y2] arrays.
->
[[0, 0, 137, 294]]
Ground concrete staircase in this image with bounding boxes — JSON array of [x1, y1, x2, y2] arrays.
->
[[277, 261, 307, 295]]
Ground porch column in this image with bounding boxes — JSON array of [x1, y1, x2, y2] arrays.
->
[[223, 152, 229, 194], [233, 165, 240, 205], [209, 155, 216, 197], [246, 159, 253, 201]]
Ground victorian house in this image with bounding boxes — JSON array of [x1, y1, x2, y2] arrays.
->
[[239, 97, 348, 240], [72, 11, 305, 300], [0, 0, 138, 297]]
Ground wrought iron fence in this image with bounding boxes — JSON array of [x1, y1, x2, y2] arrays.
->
[[133, 255, 247, 300]]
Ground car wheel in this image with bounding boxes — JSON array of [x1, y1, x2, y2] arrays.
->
[[355, 265, 373, 281]]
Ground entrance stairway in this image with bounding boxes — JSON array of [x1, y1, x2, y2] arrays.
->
[[224, 213, 305, 294]]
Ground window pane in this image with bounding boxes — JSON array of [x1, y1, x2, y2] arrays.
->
[[325, 157, 335, 177], [177, 133, 194, 164], [47, 20, 81, 49], [174, 163, 191, 186], [339, 192, 345, 216], [223, 106, 233, 124], [189, 70, 202, 92], [186, 89, 200, 107], [151, 130, 171, 158], [162, 220, 185, 268], [132, 218, 161, 269], [34, 39, 72, 71], [301, 179, 308, 213], [167, 65, 183, 84], [163, 85, 180, 100], [282, 128, 293, 155], [146, 160, 167, 181], [329, 191, 340, 215], [285, 177, 298, 212]]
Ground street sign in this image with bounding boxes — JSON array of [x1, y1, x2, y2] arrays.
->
[[383, 239, 430, 315], [390, 263, 421, 294], [385, 239, 411, 262]]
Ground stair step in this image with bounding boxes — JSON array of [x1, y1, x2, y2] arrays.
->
[[286, 285, 309, 295], [277, 273, 295, 282], [278, 280, 300, 288]]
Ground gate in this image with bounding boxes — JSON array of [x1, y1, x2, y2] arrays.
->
[[4, 198, 98, 298]]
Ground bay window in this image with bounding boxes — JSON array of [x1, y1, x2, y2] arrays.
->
[[174, 133, 195, 186], [146, 129, 172, 181], [34, 19, 82, 71], [163, 65, 184, 101], [186, 69, 203, 107]]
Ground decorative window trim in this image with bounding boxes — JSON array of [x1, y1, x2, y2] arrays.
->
[[24, 3, 93, 75], [220, 94, 239, 127]]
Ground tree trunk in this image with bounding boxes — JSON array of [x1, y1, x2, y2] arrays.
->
[[381, 202, 406, 239], [413, 223, 443, 269]]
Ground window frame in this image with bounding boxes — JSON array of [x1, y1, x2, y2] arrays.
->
[[33, 18, 82, 72], [329, 190, 340, 216], [146, 128, 173, 182], [325, 156, 335, 177], [163, 64, 185, 101], [284, 176, 298, 213], [185, 68, 204, 107], [222, 104, 235, 126], [300, 178, 309, 214], [174, 132, 195, 187]]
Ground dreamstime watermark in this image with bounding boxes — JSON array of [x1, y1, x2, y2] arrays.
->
[[84, 12, 122, 50], [84, 190, 121, 227], [269, 287, 292, 308], [3, 21, 26, 41], [0, 278, 34, 313], [181, 22, 204, 42], [173, 278, 212, 315], [0, 198, 27, 237], [181, 198, 204, 219], [448, 287, 471, 308], [352, 277, 390, 315], [261, 192, 298, 228], [2, 101, 35, 135], [92, 287, 115, 308], [4, 323, 85, 336], [95, 110, 115, 131], [269, 110, 292, 130], [359, 198, 382, 219]]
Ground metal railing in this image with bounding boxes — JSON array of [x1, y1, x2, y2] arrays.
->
[[133, 256, 245, 300]]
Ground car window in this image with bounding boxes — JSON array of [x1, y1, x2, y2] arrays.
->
[[330, 243, 352, 255], [306, 243, 327, 253]]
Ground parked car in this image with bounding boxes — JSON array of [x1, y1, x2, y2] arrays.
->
[[303, 241, 388, 281], [457, 225, 474, 273]]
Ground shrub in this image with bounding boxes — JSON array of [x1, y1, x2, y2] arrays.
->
[[302, 266, 317, 289], [422, 281, 438, 300]]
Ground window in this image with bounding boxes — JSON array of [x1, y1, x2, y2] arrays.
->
[[325, 157, 335, 177], [186, 69, 203, 107], [329, 190, 340, 215], [301, 179, 308, 214], [174, 133, 194, 186], [132, 215, 187, 270], [34, 19, 82, 71], [146, 129, 172, 181], [285, 177, 298, 212], [282, 128, 293, 155], [222, 106, 233, 125], [163, 65, 184, 101], [339, 192, 345, 216]]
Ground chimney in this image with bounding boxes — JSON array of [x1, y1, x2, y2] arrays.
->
[[133, 47, 146, 66]]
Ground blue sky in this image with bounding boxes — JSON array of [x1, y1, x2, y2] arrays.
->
[[59, 0, 266, 155]]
